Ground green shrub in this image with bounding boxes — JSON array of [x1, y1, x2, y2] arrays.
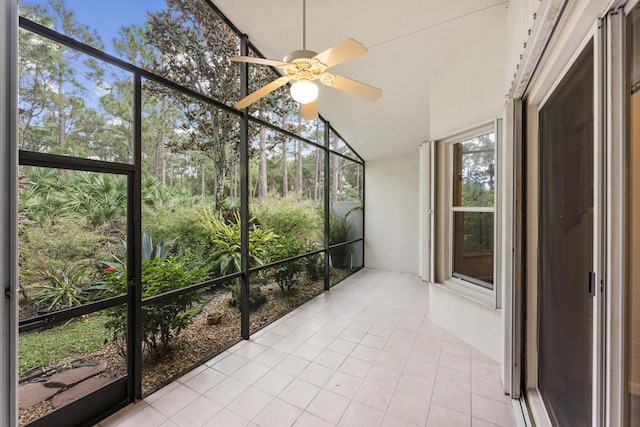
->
[[103, 237, 206, 358], [143, 198, 216, 276], [227, 283, 267, 311], [267, 236, 307, 295], [252, 194, 322, 243], [198, 208, 277, 276], [19, 217, 112, 302]]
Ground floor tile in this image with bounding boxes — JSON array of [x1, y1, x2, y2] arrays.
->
[[293, 412, 334, 427], [253, 398, 303, 427], [324, 371, 363, 399], [183, 368, 227, 394], [306, 389, 351, 424], [274, 355, 310, 377], [431, 382, 471, 414], [252, 347, 288, 368], [365, 364, 403, 388], [427, 404, 471, 427], [227, 387, 274, 420], [337, 356, 372, 378], [353, 380, 395, 410], [253, 369, 294, 396], [387, 390, 430, 426], [109, 404, 167, 427], [337, 401, 385, 427], [102, 270, 518, 427], [314, 349, 348, 369], [279, 378, 321, 410], [297, 362, 335, 387], [204, 376, 249, 406], [471, 394, 517, 427], [148, 384, 200, 418], [170, 395, 223, 427], [202, 408, 251, 427]]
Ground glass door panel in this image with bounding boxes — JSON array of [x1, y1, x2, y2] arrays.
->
[[538, 42, 594, 427]]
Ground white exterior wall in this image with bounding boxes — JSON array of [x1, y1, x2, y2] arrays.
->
[[364, 154, 419, 274], [429, 9, 508, 140], [426, 9, 508, 363]]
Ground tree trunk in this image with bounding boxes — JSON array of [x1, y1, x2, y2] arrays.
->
[[57, 75, 65, 149], [314, 147, 320, 202], [332, 138, 340, 202], [295, 107, 303, 196], [160, 97, 167, 185], [282, 139, 288, 197], [296, 140, 303, 197], [258, 125, 267, 200], [201, 161, 206, 197]]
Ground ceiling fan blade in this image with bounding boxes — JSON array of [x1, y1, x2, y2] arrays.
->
[[321, 73, 382, 101], [230, 56, 289, 68], [235, 76, 290, 109], [301, 100, 318, 120], [313, 38, 368, 69]]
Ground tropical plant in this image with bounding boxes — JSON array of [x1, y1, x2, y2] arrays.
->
[[103, 234, 206, 357], [197, 208, 277, 276], [227, 282, 267, 311], [266, 236, 307, 295], [29, 263, 90, 311], [19, 216, 110, 301], [329, 210, 350, 246]]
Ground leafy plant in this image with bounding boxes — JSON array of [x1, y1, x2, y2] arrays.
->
[[252, 194, 322, 243], [29, 264, 89, 311], [329, 210, 350, 246], [198, 208, 276, 276], [227, 283, 267, 311], [301, 245, 323, 282], [103, 236, 206, 358], [267, 236, 306, 295]]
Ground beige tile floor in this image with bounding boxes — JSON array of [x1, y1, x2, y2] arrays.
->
[[97, 269, 518, 427]]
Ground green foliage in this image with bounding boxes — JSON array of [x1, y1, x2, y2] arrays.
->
[[18, 314, 111, 375], [103, 237, 206, 357], [329, 210, 350, 247], [266, 236, 307, 295], [19, 216, 113, 301], [252, 194, 322, 243], [198, 208, 277, 276], [301, 246, 323, 282], [227, 283, 267, 311], [29, 264, 88, 311]]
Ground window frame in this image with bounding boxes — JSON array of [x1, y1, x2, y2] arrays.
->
[[436, 120, 501, 308]]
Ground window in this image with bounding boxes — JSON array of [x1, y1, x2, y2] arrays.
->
[[451, 132, 495, 289], [428, 122, 499, 306]]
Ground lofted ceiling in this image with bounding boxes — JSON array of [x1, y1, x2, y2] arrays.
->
[[213, 0, 508, 161]]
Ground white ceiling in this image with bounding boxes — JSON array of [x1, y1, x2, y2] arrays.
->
[[213, 0, 507, 160]]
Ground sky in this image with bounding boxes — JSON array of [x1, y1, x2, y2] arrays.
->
[[23, 0, 165, 56]]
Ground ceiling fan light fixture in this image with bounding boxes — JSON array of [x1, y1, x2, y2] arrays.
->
[[290, 80, 318, 104]]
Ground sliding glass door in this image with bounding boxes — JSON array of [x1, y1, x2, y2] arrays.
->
[[538, 42, 594, 427]]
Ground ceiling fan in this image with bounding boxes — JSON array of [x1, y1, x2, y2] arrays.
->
[[230, 0, 382, 120]]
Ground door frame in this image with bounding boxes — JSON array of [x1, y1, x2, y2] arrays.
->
[[523, 20, 606, 427]]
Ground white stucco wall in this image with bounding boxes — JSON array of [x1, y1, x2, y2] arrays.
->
[[364, 154, 419, 274], [426, 9, 508, 363], [429, 7, 508, 140]]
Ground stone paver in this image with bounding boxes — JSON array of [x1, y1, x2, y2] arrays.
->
[[52, 376, 112, 408], [19, 382, 61, 409], [46, 360, 107, 388]]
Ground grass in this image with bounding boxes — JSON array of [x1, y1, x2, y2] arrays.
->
[[19, 314, 111, 376]]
